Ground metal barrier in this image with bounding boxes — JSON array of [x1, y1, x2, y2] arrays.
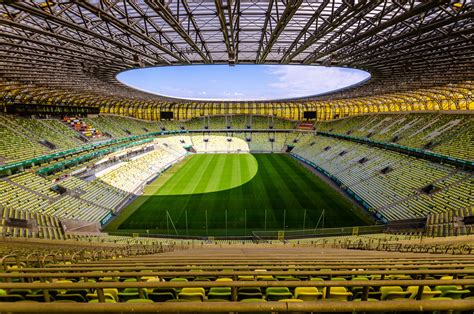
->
[[0, 299, 472, 313], [0, 279, 472, 311]]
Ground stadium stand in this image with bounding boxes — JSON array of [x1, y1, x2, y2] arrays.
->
[[0, 1, 473, 312], [317, 113, 473, 161], [291, 135, 472, 222], [0, 244, 471, 312], [191, 135, 249, 153], [62, 117, 105, 140], [98, 145, 186, 194]]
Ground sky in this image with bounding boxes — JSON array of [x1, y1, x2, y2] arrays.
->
[[117, 65, 370, 101]]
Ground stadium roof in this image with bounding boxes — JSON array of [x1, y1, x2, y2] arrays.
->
[[0, 0, 473, 107]]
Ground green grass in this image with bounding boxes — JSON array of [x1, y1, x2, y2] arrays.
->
[[105, 154, 370, 236]]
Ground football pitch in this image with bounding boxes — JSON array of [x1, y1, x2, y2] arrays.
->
[[105, 154, 371, 236]]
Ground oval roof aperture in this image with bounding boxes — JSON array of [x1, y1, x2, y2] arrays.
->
[[117, 65, 371, 101]]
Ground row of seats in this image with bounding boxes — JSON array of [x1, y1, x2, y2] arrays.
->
[[185, 115, 297, 130], [98, 145, 185, 193], [0, 245, 472, 307], [1, 281, 469, 303], [292, 134, 472, 221], [316, 113, 473, 160]]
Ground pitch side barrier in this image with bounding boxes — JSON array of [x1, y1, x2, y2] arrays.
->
[[107, 225, 384, 241], [317, 131, 474, 171]]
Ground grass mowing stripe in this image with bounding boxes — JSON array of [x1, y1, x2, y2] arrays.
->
[[110, 154, 371, 236], [160, 155, 211, 195], [153, 155, 198, 194]]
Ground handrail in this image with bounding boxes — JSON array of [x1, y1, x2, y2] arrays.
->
[[13, 263, 474, 273], [0, 254, 20, 271], [0, 279, 471, 290], [25, 252, 42, 268], [46, 256, 474, 262], [0, 300, 472, 313], [66, 260, 474, 266], [3, 269, 474, 278], [41, 253, 57, 266], [8, 257, 474, 268]]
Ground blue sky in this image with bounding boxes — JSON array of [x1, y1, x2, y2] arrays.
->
[[117, 65, 370, 101]]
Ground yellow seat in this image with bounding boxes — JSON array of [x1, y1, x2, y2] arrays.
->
[[178, 288, 205, 302], [146, 278, 162, 293], [294, 287, 322, 301], [380, 286, 411, 300], [325, 287, 352, 301], [238, 276, 254, 281]]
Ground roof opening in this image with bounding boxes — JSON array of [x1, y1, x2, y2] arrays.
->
[[117, 65, 371, 101]]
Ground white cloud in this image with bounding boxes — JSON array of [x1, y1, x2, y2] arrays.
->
[[265, 65, 370, 99]]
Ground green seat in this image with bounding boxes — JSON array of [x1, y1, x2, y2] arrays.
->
[[350, 277, 375, 299], [238, 292, 263, 300], [439, 289, 470, 299], [434, 285, 470, 299], [8, 289, 31, 297], [208, 287, 232, 301], [122, 278, 137, 283], [265, 287, 292, 301], [89, 299, 116, 303], [170, 278, 188, 293], [25, 293, 46, 302], [148, 291, 176, 302], [380, 286, 411, 300], [0, 294, 25, 302], [64, 289, 89, 298], [126, 299, 154, 303], [55, 293, 86, 302], [118, 292, 141, 302]]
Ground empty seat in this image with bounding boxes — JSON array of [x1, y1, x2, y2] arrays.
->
[[265, 287, 292, 301], [294, 287, 322, 301], [178, 288, 205, 302], [380, 286, 411, 300]]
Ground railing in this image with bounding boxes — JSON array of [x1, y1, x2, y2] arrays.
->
[[252, 225, 385, 240], [0, 278, 471, 312]]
